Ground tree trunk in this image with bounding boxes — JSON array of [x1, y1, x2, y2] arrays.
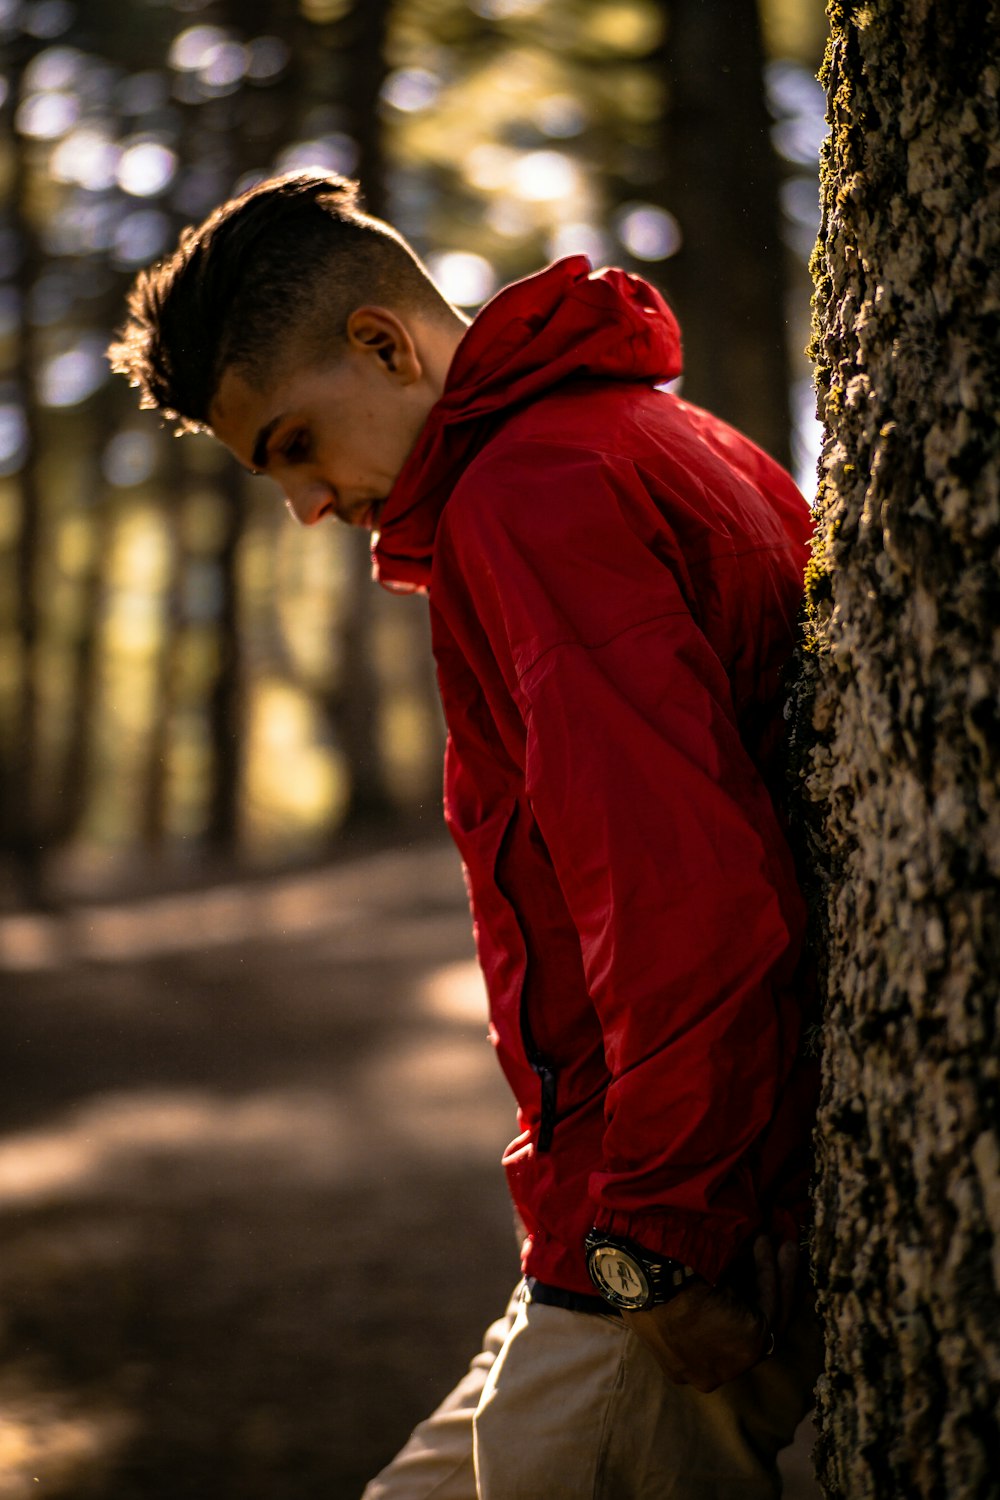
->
[[141, 436, 186, 852], [47, 386, 117, 850], [659, 0, 792, 467], [796, 3, 1000, 1494], [204, 463, 245, 852], [6, 49, 47, 904], [326, 0, 395, 830]]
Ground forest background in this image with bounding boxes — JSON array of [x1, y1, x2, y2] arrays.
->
[[0, 0, 827, 899], [0, 2, 832, 1496]]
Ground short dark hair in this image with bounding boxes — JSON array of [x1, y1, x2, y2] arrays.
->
[[108, 173, 452, 432]]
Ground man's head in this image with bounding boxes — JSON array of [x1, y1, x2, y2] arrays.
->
[[108, 173, 467, 527]]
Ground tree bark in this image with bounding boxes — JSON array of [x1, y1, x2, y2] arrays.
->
[[795, 3, 1000, 1494]]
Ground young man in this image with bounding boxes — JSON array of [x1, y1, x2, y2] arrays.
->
[[110, 173, 823, 1499]]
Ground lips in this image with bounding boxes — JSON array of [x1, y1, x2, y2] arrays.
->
[[334, 497, 386, 529], [359, 501, 385, 530]]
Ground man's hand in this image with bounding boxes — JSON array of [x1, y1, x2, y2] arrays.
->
[[620, 1235, 798, 1394]]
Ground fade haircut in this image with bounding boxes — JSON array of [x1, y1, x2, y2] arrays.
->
[[108, 173, 452, 433]]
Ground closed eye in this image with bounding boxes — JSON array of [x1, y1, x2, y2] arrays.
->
[[280, 429, 311, 464]]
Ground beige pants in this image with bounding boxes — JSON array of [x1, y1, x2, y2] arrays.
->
[[361, 1278, 823, 1500]]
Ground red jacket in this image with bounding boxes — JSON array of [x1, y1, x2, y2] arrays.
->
[[373, 257, 817, 1295]]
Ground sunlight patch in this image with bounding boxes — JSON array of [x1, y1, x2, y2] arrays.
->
[[419, 959, 488, 1025], [0, 1384, 132, 1498], [0, 1089, 352, 1207]]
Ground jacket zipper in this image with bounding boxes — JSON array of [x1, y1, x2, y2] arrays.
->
[[520, 1005, 557, 1153], [496, 805, 558, 1153]]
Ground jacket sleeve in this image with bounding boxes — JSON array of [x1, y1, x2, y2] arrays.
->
[[437, 444, 807, 1283]]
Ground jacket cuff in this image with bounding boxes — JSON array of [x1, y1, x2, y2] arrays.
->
[[591, 1208, 756, 1286]]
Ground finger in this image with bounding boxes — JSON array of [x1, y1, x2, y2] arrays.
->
[[621, 1307, 691, 1386], [776, 1239, 799, 1336], [753, 1234, 778, 1327], [691, 1330, 768, 1391]]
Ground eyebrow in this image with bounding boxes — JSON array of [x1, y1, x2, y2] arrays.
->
[[251, 414, 285, 471]]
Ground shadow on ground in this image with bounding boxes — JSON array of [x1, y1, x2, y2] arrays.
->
[[0, 839, 819, 1498]]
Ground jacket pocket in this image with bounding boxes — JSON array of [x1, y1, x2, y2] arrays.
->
[[451, 797, 558, 1153]]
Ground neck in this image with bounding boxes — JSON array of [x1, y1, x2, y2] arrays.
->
[[419, 307, 470, 401]]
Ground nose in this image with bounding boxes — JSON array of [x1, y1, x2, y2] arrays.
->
[[284, 480, 334, 527]]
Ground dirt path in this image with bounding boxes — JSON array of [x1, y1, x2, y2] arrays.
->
[[0, 840, 819, 1498]]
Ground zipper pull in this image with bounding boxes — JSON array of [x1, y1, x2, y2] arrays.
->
[[536, 1064, 557, 1152]]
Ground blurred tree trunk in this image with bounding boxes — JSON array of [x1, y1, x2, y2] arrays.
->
[[345, 0, 390, 217], [204, 465, 244, 851], [48, 384, 117, 848], [659, 0, 791, 467], [6, 54, 46, 903], [794, 3, 1000, 1494], [327, 0, 394, 830], [177, 0, 259, 858], [142, 436, 186, 851]]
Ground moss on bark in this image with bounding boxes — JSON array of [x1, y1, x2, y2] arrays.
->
[[792, 3, 1000, 1494]]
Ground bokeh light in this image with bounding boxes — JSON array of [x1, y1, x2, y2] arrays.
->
[[168, 24, 229, 73], [426, 251, 497, 308], [511, 150, 580, 202], [614, 202, 682, 261], [548, 222, 613, 265], [534, 94, 588, 139], [465, 143, 517, 192], [50, 126, 121, 190], [45, 196, 117, 256], [102, 430, 158, 489], [23, 44, 83, 92], [39, 337, 108, 408], [246, 36, 290, 82], [780, 176, 821, 258], [381, 68, 441, 114], [299, 0, 354, 23], [469, 0, 546, 18], [21, 0, 74, 38], [581, 1, 664, 54], [275, 135, 359, 176], [0, 403, 29, 477], [173, 163, 230, 218], [16, 89, 80, 139], [112, 209, 171, 269], [29, 271, 75, 327], [116, 140, 178, 197], [484, 200, 533, 238], [199, 40, 248, 93]]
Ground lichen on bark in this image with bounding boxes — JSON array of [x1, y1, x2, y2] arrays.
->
[[790, 2, 1000, 1495]]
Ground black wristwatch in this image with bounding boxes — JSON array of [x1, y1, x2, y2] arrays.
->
[[584, 1229, 703, 1311]]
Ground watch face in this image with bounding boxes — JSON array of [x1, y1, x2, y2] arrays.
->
[[588, 1245, 650, 1308]]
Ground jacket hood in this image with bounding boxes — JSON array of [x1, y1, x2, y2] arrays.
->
[[372, 255, 682, 591]]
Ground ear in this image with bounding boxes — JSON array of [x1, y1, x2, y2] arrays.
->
[[345, 307, 422, 383]]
